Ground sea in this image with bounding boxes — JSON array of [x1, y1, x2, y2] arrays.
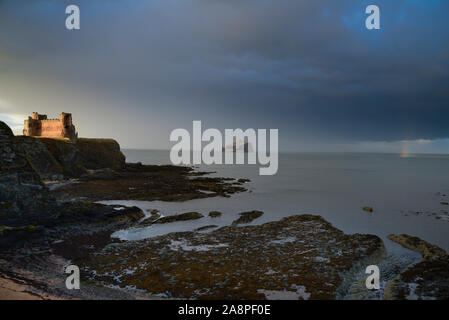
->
[[99, 150, 449, 256]]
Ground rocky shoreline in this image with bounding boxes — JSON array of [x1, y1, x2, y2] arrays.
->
[[384, 234, 449, 299], [0, 120, 249, 299], [67, 214, 386, 299], [51, 164, 247, 203], [1, 121, 448, 300]]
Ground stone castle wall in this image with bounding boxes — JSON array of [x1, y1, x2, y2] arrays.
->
[[23, 112, 78, 140]]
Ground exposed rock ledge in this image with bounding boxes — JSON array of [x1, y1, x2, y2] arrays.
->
[[72, 214, 385, 300], [385, 234, 449, 300]]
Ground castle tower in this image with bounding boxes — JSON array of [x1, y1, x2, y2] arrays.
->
[[60, 112, 77, 140], [31, 112, 47, 120], [23, 116, 32, 136]]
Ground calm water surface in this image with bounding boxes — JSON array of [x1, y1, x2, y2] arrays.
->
[[100, 150, 449, 255]]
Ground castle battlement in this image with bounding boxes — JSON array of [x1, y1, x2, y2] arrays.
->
[[23, 112, 78, 140], [39, 119, 63, 122]]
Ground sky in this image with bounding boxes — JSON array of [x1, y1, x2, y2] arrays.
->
[[0, 0, 448, 153]]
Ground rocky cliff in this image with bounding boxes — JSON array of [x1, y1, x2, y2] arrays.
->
[[14, 134, 125, 180], [0, 121, 141, 250], [0, 121, 56, 227], [0, 121, 126, 224]]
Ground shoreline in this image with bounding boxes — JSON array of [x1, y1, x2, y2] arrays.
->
[[1, 123, 448, 300], [1, 209, 440, 300], [1, 164, 446, 300]]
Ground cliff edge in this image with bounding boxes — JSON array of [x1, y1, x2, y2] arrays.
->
[[0, 121, 125, 225], [14, 134, 125, 180], [0, 121, 56, 226], [0, 120, 142, 249]]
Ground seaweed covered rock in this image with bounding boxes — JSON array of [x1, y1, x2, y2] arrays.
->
[[79, 214, 385, 299], [153, 212, 204, 224], [51, 202, 144, 226], [385, 234, 449, 300], [52, 166, 247, 202], [232, 210, 264, 225], [195, 225, 218, 232], [209, 211, 222, 218], [137, 211, 162, 227]]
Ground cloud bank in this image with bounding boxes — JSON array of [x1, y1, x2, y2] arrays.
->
[[0, 0, 448, 151]]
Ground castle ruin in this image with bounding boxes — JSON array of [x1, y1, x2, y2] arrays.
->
[[23, 112, 78, 140]]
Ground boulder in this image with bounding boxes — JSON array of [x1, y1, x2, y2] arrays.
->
[[232, 210, 263, 225], [153, 212, 204, 224], [208, 211, 222, 218], [195, 225, 218, 231]]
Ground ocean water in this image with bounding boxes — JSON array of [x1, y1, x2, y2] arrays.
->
[[101, 150, 449, 255]]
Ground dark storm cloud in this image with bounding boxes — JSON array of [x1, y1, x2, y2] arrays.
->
[[0, 0, 448, 149]]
